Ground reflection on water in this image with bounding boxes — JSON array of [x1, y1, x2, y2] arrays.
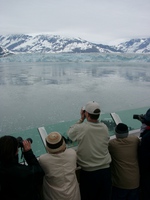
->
[[0, 62, 150, 86], [0, 54, 150, 135]]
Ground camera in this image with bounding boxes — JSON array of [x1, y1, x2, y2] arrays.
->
[[17, 137, 33, 148], [133, 114, 144, 122], [133, 114, 141, 120]]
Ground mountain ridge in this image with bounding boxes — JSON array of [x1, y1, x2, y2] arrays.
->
[[0, 34, 150, 55]]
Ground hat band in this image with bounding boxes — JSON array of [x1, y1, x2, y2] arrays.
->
[[46, 137, 63, 149]]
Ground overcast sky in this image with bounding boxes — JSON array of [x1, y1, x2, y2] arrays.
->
[[0, 0, 150, 45]]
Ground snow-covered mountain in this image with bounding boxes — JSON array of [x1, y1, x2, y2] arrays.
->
[[0, 34, 150, 54], [116, 38, 150, 53], [0, 34, 120, 54]]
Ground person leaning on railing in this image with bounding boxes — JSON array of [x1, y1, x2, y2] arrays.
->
[[38, 132, 81, 200], [109, 123, 140, 200], [67, 101, 112, 200], [0, 135, 44, 200]]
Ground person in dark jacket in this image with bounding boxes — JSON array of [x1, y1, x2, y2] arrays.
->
[[0, 135, 44, 200], [136, 108, 150, 200]]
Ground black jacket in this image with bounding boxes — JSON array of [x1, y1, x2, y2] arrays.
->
[[139, 129, 150, 173], [0, 149, 44, 200]]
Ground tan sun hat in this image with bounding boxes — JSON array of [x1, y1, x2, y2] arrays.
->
[[45, 132, 66, 153]]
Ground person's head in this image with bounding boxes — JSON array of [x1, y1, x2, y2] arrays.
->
[[0, 135, 18, 165], [115, 123, 129, 138], [85, 101, 100, 120], [45, 132, 66, 154], [142, 108, 150, 126]]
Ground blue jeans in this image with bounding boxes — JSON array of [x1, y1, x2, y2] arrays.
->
[[111, 186, 139, 200], [80, 167, 111, 200]]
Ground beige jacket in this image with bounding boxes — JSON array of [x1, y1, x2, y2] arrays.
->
[[39, 148, 80, 200], [109, 135, 140, 189], [67, 121, 111, 171]]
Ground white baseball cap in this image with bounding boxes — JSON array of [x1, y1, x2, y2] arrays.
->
[[85, 101, 100, 115]]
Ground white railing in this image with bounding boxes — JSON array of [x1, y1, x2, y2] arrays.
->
[[38, 112, 141, 151]]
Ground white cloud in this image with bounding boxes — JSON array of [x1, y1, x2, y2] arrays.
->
[[0, 0, 150, 45]]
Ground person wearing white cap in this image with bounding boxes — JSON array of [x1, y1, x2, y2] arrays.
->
[[38, 132, 80, 200], [67, 101, 111, 200], [109, 123, 140, 200]]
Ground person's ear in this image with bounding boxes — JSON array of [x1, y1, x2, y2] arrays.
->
[[86, 112, 90, 119]]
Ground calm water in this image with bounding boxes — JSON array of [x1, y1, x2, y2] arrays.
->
[[0, 53, 150, 135]]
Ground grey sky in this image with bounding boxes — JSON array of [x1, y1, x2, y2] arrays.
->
[[0, 0, 150, 45]]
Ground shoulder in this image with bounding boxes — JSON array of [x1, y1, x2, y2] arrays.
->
[[109, 138, 117, 146], [39, 153, 49, 160], [99, 122, 109, 130], [128, 135, 140, 142], [65, 148, 76, 155]]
